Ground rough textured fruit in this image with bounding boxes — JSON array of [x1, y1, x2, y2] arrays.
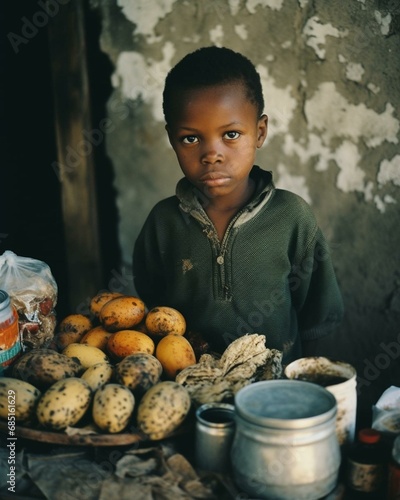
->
[[114, 353, 162, 395], [155, 334, 196, 379], [80, 326, 113, 351], [12, 349, 83, 389], [11, 348, 57, 379], [107, 330, 155, 360], [36, 378, 92, 430], [136, 381, 191, 440], [92, 383, 135, 433], [81, 362, 114, 392], [145, 306, 186, 337], [99, 296, 146, 332], [62, 343, 109, 369], [55, 314, 93, 349], [0, 377, 41, 423], [90, 291, 124, 318]]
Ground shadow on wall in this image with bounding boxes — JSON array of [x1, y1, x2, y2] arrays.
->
[[84, 4, 122, 293]]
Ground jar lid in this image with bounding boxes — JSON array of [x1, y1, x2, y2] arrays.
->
[[358, 428, 381, 444], [0, 290, 10, 312], [235, 380, 337, 429]]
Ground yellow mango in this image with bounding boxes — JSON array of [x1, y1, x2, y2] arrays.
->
[[107, 330, 155, 361], [155, 334, 196, 379], [145, 306, 186, 337], [62, 343, 109, 369]]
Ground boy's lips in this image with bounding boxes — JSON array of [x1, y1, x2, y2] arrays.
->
[[199, 172, 230, 187]]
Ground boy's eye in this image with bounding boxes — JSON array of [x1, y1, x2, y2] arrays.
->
[[182, 135, 198, 144], [224, 131, 240, 140]]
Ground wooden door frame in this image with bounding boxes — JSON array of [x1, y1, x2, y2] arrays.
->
[[47, 0, 103, 311]]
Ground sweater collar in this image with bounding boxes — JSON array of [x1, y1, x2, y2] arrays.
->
[[176, 166, 275, 216]]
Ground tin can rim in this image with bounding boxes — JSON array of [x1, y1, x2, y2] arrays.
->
[[196, 402, 235, 428], [234, 379, 337, 429]]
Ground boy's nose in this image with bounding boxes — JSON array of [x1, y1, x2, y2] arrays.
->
[[200, 142, 222, 165]]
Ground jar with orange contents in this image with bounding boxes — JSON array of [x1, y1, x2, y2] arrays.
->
[[0, 289, 22, 374]]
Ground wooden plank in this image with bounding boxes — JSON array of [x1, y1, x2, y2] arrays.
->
[[47, 0, 103, 311]]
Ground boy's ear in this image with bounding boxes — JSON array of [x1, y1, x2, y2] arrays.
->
[[257, 114, 268, 147], [165, 124, 173, 146]]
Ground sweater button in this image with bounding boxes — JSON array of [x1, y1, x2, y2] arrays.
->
[[217, 255, 224, 265]]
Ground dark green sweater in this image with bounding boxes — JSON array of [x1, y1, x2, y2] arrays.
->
[[133, 166, 344, 363]]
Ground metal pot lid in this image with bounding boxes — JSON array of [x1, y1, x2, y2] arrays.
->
[[234, 380, 337, 429]]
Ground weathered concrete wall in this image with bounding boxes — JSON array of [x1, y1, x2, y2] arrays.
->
[[90, 0, 400, 411]]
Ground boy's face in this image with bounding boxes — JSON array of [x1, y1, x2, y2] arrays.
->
[[166, 82, 268, 204]]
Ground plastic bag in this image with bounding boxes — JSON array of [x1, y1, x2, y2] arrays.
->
[[372, 386, 400, 437], [0, 250, 58, 349]]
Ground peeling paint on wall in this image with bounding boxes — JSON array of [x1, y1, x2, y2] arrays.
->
[[301, 82, 399, 210], [246, 0, 284, 14], [228, 0, 241, 16], [367, 83, 380, 94], [111, 43, 175, 122], [283, 134, 331, 172], [209, 24, 224, 46], [276, 164, 311, 204], [305, 82, 399, 148], [339, 54, 367, 84], [234, 24, 248, 40], [303, 16, 348, 59], [298, 0, 309, 8], [378, 155, 400, 187], [117, 0, 177, 40], [335, 142, 364, 194], [375, 10, 392, 35], [257, 64, 296, 140], [344, 62, 365, 83]]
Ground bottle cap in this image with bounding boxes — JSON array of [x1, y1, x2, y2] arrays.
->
[[358, 428, 381, 444], [392, 435, 400, 463]]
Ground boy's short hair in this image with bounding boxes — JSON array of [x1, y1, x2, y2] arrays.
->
[[162, 46, 265, 123]]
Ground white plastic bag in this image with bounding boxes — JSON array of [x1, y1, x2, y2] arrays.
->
[[0, 251, 58, 349]]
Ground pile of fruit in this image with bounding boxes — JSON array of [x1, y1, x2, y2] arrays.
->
[[0, 292, 200, 440], [0, 292, 282, 441]]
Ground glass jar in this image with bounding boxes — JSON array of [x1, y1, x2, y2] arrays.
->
[[0, 290, 21, 374], [387, 435, 400, 499], [345, 428, 387, 498]]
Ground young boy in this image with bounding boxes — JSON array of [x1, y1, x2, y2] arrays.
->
[[133, 46, 344, 364]]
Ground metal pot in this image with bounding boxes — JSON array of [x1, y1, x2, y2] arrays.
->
[[231, 380, 340, 500]]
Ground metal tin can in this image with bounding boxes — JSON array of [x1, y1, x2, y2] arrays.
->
[[195, 402, 235, 473], [0, 290, 21, 374], [231, 380, 340, 500]]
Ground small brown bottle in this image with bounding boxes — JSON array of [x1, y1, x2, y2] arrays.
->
[[387, 435, 400, 499], [345, 428, 387, 498]]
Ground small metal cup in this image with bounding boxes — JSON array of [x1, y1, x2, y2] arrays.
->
[[195, 402, 235, 474]]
